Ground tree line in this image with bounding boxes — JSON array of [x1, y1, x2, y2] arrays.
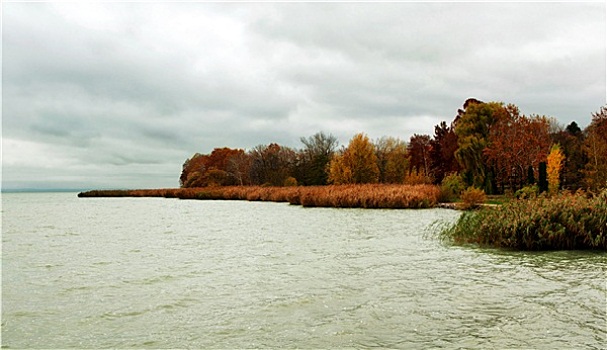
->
[[180, 99, 607, 194]]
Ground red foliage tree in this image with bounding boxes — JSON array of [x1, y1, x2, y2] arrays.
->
[[483, 105, 552, 192], [407, 134, 432, 177], [180, 148, 247, 187], [429, 121, 459, 184]]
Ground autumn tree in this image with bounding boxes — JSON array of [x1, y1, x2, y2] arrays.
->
[[207, 148, 247, 186], [375, 137, 408, 184], [454, 99, 504, 191], [429, 121, 459, 184], [483, 105, 552, 192], [180, 148, 247, 187], [328, 133, 379, 184], [226, 151, 251, 186], [248, 143, 297, 186], [180, 153, 206, 188], [584, 105, 607, 191], [294, 132, 338, 186], [547, 144, 565, 194], [551, 121, 586, 190], [407, 134, 432, 177]]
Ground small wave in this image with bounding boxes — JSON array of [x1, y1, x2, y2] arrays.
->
[[101, 309, 149, 320], [35, 263, 63, 269], [134, 340, 159, 347], [61, 285, 93, 294], [154, 297, 198, 311], [123, 274, 179, 286], [9, 310, 55, 318]]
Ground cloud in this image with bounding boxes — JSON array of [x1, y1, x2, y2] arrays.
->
[[2, 2, 604, 189]]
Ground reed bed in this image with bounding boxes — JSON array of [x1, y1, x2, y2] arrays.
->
[[438, 190, 607, 250], [78, 184, 441, 209], [296, 185, 440, 208]]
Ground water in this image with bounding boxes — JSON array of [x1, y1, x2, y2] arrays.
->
[[2, 192, 605, 349]]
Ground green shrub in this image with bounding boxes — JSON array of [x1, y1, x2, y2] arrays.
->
[[515, 185, 539, 199], [440, 173, 465, 202], [439, 190, 607, 250]]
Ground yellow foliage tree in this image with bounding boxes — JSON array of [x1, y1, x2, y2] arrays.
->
[[328, 133, 379, 184], [547, 144, 565, 195]]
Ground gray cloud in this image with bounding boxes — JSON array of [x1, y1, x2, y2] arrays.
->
[[2, 2, 604, 189]]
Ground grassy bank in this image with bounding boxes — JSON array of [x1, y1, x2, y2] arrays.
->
[[78, 184, 441, 209], [438, 190, 607, 250]]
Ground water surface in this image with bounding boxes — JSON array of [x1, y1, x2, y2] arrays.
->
[[2, 192, 605, 348]]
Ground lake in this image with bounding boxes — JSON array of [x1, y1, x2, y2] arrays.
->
[[2, 192, 605, 348]]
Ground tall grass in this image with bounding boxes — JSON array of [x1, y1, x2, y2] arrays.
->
[[439, 190, 607, 250], [79, 184, 441, 209]]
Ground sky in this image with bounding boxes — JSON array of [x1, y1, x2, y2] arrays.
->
[[2, 1, 605, 190]]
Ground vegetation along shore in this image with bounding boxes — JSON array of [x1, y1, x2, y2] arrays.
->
[[78, 184, 441, 209], [437, 189, 607, 250], [80, 99, 607, 250]]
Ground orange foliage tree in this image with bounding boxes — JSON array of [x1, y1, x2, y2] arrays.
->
[[483, 105, 552, 192], [180, 148, 247, 187]]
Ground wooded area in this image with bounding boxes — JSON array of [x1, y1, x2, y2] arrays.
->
[[180, 99, 607, 195]]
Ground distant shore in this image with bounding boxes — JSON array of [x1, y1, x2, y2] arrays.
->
[[78, 184, 442, 209]]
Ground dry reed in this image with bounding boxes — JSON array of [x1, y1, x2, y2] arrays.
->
[[79, 184, 441, 209]]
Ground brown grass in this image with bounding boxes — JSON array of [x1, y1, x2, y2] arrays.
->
[[79, 184, 441, 209], [458, 187, 487, 210]]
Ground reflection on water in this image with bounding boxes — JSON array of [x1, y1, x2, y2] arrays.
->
[[2, 193, 606, 349]]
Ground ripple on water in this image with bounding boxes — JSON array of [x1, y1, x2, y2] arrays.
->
[[1, 195, 605, 349]]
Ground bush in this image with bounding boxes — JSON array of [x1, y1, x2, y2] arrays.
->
[[439, 173, 465, 202], [459, 187, 486, 210], [515, 185, 539, 199], [404, 172, 433, 185], [283, 177, 298, 187], [439, 190, 607, 250]]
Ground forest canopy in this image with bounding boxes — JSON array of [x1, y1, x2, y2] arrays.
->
[[180, 100, 607, 194]]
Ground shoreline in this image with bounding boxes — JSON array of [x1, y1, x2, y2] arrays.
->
[[78, 184, 443, 209]]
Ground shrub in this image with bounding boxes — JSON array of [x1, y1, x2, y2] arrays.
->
[[404, 172, 433, 185], [283, 177, 298, 187], [439, 173, 465, 202], [459, 187, 486, 210], [439, 190, 607, 250], [515, 185, 539, 199]]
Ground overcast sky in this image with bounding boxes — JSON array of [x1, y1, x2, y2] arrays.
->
[[2, 2, 605, 190]]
